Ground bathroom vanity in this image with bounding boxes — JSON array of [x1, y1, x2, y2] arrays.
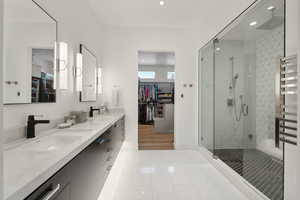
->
[[4, 112, 125, 200]]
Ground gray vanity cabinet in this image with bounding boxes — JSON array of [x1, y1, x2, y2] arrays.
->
[[24, 118, 125, 200], [67, 118, 125, 200], [24, 163, 72, 200]]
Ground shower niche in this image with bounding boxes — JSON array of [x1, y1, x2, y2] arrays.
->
[[199, 0, 288, 200]]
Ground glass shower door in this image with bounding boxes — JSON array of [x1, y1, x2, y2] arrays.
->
[[199, 41, 214, 153]]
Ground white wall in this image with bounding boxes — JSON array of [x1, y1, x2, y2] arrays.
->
[[102, 27, 199, 148], [0, 0, 3, 199], [2, 0, 104, 143], [138, 65, 175, 83]]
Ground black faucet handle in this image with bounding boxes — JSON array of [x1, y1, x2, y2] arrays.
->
[[28, 115, 35, 121], [28, 115, 45, 122]]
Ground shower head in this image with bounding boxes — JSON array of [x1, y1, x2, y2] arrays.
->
[[257, 8, 284, 30]]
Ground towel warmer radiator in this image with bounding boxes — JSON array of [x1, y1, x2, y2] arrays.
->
[[275, 55, 298, 146]]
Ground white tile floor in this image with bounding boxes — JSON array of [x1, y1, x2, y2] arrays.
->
[[98, 143, 249, 200]]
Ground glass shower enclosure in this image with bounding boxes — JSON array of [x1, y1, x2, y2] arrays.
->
[[199, 0, 286, 200]]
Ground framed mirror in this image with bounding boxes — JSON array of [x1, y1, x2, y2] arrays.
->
[[3, 0, 57, 104], [79, 44, 97, 102]]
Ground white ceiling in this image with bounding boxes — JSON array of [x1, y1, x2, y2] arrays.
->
[[88, 0, 255, 29]]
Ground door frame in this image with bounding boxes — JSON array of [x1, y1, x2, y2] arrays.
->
[[136, 50, 176, 149]]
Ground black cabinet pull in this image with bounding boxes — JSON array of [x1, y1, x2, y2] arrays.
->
[[40, 184, 61, 200], [106, 156, 112, 162], [106, 165, 113, 172]]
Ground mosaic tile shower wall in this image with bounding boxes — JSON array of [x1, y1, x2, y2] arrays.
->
[[255, 26, 284, 146]]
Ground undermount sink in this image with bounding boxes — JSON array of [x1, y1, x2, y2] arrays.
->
[[49, 135, 82, 145], [96, 115, 113, 120], [25, 135, 83, 153], [70, 119, 109, 130], [4, 134, 84, 166], [7, 127, 95, 156], [57, 128, 95, 134], [90, 114, 113, 121]]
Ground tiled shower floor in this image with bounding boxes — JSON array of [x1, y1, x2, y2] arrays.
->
[[214, 149, 283, 200]]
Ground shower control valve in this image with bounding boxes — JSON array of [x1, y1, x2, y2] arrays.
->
[[227, 98, 234, 106]]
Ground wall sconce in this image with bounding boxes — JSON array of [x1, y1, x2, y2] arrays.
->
[[57, 42, 68, 90], [76, 53, 83, 92], [97, 67, 103, 94]]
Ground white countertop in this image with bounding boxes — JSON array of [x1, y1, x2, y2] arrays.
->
[[3, 111, 125, 200]]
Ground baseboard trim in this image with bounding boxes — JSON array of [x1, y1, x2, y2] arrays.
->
[[175, 144, 198, 150]]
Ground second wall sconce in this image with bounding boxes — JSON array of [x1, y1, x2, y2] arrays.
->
[[57, 42, 69, 90], [76, 53, 83, 92], [97, 67, 103, 94]]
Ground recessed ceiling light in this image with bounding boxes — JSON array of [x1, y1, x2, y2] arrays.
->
[[216, 47, 221, 52], [159, 1, 165, 6], [249, 21, 257, 26], [267, 6, 275, 11]]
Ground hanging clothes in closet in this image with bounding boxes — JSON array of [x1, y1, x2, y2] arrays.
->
[[138, 83, 158, 102], [138, 83, 158, 124]]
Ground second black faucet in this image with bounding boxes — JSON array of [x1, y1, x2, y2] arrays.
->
[[89, 106, 100, 117]]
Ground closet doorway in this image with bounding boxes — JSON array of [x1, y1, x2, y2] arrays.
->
[[138, 51, 175, 150]]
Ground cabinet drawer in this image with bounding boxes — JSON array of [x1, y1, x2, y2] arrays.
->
[[25, 167, 71, 200], [68, 140, 112, 200]]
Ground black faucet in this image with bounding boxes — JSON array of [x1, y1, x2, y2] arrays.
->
[[89, 106, 100, 117], [27, 115, 50, 138]]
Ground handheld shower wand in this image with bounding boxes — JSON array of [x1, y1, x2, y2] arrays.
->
[[229, 57, 248, 121]]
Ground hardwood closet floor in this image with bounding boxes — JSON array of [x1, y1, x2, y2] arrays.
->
[[138, 125, 174, 150]]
